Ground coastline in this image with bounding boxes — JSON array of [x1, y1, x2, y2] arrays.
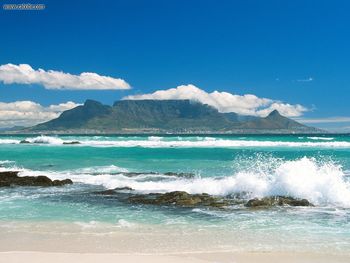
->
[[1, 251, 350, 263], [0, 130, 327, 135], [1, 220, 350, 263]]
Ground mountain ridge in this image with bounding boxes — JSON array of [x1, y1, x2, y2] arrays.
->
[[23, 99, 322, 134]]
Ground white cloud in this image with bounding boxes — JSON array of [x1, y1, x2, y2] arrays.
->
[[256, 103, 308, 118], [296, 117, 350, 124], [123, 84, 308, 117], [0, 63, 131, 90], [0, 101, 80, 128]]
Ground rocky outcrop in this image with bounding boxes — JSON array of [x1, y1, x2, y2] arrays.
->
[[63, 141, 80, 145], [128, 191, 232, 208], [245, 196, 313, 208], [0, 171, 73, 187], [95, 187, 133, 195], [112, 172, 194, 178], [163, 172, 194, 178], [94, 188, 313, 209]]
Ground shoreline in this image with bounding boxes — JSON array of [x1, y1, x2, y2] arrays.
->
[[0, 131, 331, 135], [1, 251, 350, 263], [1, 220, 350, 257]]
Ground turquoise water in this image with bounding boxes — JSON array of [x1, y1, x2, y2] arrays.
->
[[1, 134, 350, 252]]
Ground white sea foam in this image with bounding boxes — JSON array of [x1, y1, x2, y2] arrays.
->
[[307, 136, 334, 141], [0, 160, 15, 165], [0, 139, 19, 144], [25, 135, 64, 144], [148, 136, 163, 141], [116, 219, 136, 228], [1, 135, 350, 148], [9, 157, 350, 207], [60, 139, 350, 148], [74, 165, 129, 174]]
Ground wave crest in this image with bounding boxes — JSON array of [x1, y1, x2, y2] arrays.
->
[[3, 157, 350, 207], [0, 135, 350, 148]]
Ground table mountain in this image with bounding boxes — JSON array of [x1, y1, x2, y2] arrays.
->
[[27, 99, 321, 134]]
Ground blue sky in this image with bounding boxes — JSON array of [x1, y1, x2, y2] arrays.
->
[[0, 0, 349, 131]]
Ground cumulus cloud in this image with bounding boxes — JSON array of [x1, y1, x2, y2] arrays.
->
[[256, 103, 308, 117], [0, 101, 80, 128], [0, 63, 130, 90], [296, 117, 350, 124], [123, 84, 307, 117]]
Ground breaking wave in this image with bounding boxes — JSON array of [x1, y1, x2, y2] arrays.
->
[[307, 136, 335, 141], [0, 135, 350, 148], [4, 157, 350, 207]]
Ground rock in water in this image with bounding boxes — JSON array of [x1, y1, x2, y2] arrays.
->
[[0, 171, 73, 187], [163, 172, 195, 178], [94, 187, 134, 195], [52, 179, 74, 186], [128, 191, 231, 208], [63, 141, 80, 145], [245, 196, 313, 208]]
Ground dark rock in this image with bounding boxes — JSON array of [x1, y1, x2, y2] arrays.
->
[[52, 179, 73, 186], [128, 191, 231, 208], [94, 187, 133, 195], [114, 186, 133, 191], [96, 189, 118, 195], [0, 171, 73, 187], [121, 172, 194, 178], [122, 172, 157, 177], [245, 196, 313, 208], [164, 172, 195, 178], [33, 176, 53, 186], [20, 140, 30, 144], [63, 141, 80, 145]]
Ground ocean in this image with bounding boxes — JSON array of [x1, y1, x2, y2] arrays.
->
[[1, 134, 350, 253]]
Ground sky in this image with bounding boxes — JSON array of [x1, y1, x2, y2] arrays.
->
[[0, 0, 349, 131]]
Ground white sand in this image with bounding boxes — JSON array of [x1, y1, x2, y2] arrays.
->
[[1, 221, 350, 262], [1, 251, 350, 263]]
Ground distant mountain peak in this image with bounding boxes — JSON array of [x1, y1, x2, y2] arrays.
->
[[267, 109, 281, 117], [84, 99, 104, 107]]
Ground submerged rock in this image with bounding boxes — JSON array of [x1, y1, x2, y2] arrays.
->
[[114, 186, 133, 191], [95, 187, 133, 195], [122, 172, 157, 177], [245, 196, 313, 208], [52, 179, 73, 186], [0, 171, 73, 187], [63, 141, 80, 145], [94, 189, 117, 195], [128, 191, 231, 208], [119, 172, 194, 178], [163, 172, 195, 178]]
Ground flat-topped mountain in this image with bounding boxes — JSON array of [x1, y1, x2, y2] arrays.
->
[[27, 99, 321, 134]]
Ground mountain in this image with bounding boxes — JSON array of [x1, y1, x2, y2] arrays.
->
[[26, 99, 321, 134], [33, 100, 112, 131]]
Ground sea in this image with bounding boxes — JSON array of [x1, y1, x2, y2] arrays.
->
[[1, 134, 350, 253]]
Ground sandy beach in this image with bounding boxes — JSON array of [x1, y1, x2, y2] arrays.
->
[[1, 251, 350, 263], [1, 221, 350, 263]]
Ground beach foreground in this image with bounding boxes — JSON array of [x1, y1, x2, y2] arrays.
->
[[1, 251, 350, 263], [1, 221, 350, 263]]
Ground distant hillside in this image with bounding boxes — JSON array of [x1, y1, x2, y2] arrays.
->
[[26, 99, 321, 134]]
